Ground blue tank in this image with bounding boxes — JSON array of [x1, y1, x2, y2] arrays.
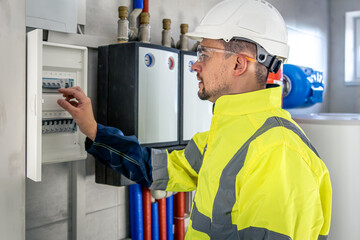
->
[[282, 64, 324, 109]]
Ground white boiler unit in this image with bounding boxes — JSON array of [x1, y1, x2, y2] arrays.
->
[[180, 51, 212, 144]]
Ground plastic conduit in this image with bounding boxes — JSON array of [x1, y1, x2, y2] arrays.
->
[[151, 202, 160, 240], [143, 0, 149, 12], [129, 184, 143, 240], [134, 0, 143, 9], [142, 187, 151, 240], [166, 196, 174, 240], [174, 192, 185, 240], [157, 198, 167, 240]]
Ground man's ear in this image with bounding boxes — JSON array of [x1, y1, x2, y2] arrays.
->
[[233, 55, 248, 76]]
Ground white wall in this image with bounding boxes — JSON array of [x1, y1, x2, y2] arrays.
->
[[329, 0, 360, 113], [0, 0, 26, 239], [271, 0, 330, 115]]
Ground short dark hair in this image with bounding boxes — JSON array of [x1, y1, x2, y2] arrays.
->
[[221, 39, 269, 86]]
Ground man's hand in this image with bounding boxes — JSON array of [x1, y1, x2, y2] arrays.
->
[[57, 87, 97, 141]]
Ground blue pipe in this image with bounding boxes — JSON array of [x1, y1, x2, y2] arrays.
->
[[151, 202, 160, 240], [166, 196, 174, 240], [134, 0, 143, 9], [129, 184, 143, 240]]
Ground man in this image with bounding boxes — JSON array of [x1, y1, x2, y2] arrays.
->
[[58, 0, 332, 239]]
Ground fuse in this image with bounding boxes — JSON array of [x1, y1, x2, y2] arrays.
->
[[42, 119, 77, 134], [42, 78, 74, 93]]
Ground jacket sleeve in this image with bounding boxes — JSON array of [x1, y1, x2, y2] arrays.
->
[[86, 124, 153, 187], [236, 144, 332, 240], [87, 124, 209, 191], [150, 131, 209, 192]]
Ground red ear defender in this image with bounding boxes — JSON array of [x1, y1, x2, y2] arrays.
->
[[267, 64, 284, 107], [267, 64, 283, 86]]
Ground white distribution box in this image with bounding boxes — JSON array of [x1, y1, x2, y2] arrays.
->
[[27, 29, 88, 181]]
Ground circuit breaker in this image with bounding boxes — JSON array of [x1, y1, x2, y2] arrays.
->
[[180, 51, 212, 144], [27, 29, 88, 181]]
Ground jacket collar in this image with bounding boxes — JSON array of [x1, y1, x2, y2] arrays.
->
[[213, 86, 282, 116]]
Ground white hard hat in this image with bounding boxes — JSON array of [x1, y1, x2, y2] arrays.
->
[[187, 0, 289, 72]]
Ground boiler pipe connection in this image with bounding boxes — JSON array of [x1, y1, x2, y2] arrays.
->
[[128, 0, 143, 40]]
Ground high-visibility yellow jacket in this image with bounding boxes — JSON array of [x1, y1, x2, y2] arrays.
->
[[150, 86, 332, 240]]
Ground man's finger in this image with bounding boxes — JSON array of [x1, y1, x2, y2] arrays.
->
[[57, 98, 77, 115], [58, 87, 86, 103], [69, 101, 79, 108], [66, 95, 75, 101], [59, 86, 84, 94]]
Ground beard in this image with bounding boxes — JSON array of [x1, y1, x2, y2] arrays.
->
[[198, 86, 211, 100], [197, 74, 229, 102], [197, 74, 210, 100]]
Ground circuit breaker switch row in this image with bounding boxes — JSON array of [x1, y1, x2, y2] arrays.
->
[[42, 119, 77, 134], [42, 82, 61, 89], [42, 78, 74, 92]]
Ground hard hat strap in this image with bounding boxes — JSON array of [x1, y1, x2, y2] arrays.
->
[[231, 37, 282, 73], [256, 44, 282, 73]]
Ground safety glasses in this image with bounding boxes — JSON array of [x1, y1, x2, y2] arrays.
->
[[196, 45, 257, 63]]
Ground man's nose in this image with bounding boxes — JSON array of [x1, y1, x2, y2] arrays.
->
[[192, 60, 201, 72]]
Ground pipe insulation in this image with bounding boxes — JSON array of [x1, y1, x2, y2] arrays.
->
[[174, 192, 185, 240], [166, 196, 174, 240], [143, 0, 149, 12], [129, 184, 143, 240], [134, 0, 143, 9], [152, 202, 160, 240], [157, 198, 167, 240], [143, 187, 152, 240]]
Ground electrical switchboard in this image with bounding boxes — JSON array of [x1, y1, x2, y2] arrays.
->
[[27, 29, 88, 181]]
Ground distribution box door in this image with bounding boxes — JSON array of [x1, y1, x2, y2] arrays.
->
[[27, 29, 88, 181], [181, 52, 212, 143]]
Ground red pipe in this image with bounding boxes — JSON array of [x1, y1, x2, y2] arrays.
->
[[142, 187, 152, 240], [157, 198, 167, 240], [143, 0, 149, 12], [174, 192, 185, 240]]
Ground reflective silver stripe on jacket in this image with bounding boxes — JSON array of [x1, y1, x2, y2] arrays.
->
[[238, 227, 292, 240], [150, 141, 206, 190], [191, 116, 320, 239], [190, 201, 211, 235], [149, 148, 168, 190], [318, 235, 328, 240], [184, 140, 207, 174]]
